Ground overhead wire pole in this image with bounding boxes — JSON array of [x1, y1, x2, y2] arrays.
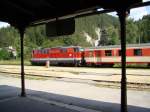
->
[[118, 9, 128, 112], [19, 27, 26, 97]]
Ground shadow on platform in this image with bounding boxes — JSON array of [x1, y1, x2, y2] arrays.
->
[[0, 85, 149, 112]]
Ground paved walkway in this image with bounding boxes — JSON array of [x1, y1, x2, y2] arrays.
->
[[0, 96, 78, 112], [0, 74, 150, 112], [0, 85, 100, 112]]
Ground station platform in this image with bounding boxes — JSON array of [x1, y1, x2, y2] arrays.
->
[[0, 85, 150, 112], [0, 85, 82, 112]]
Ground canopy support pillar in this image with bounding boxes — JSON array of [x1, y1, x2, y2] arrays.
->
[[19, 27, 26, 97], [118, 10, 128, 112]]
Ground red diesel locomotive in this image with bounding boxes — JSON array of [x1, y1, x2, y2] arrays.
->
[[31, 43, 150, 66], [31, 46, 84, 66]]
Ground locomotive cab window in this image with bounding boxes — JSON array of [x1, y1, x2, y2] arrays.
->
[[105, 50, 112, 56], [74, 48, 79, 52], [134, 49, 142, 56], [79, 48, 84, 52]]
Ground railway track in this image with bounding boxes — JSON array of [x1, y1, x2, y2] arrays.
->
[[0, 71, 150, 91], [1, 66, 150, 76]]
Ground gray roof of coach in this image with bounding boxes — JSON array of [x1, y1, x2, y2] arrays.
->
[[85, 43, 150, 50]]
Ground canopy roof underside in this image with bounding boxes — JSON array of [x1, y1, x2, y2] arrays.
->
[[0, 0, 142, 28]]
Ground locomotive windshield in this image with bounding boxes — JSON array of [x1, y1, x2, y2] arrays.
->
[[79, 48, 84, 52]]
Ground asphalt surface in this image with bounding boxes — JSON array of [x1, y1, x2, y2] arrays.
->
[[0, 74, 150, 112], [0, 97, 79, 112]]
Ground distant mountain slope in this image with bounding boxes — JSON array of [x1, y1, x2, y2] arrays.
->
[[57, 14, 120, 47], [0, 14, 149, 59]]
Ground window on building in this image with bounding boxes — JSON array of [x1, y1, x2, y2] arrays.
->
[[134, 49, 142, 56], [105, 50, 112, 56]]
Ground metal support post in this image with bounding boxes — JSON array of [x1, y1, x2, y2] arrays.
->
[[118, 10, 127, 112], [19, 27, 26, 97]]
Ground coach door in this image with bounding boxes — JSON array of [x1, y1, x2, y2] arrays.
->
[[88, 51, 96, 65], [95, 50, 101, 65]]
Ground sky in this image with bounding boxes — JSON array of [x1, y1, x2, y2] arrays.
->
[[107, 5, 150, 21], [0, 0, 150, 28], [108, 0, 150, 20]]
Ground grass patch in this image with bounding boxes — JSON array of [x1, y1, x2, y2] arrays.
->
[[0, 59, 31, 65], [114, 63, 150, 68], [1, 73, 48, 80], [94, 83, 150, 91], [25, 75, 49, 80]]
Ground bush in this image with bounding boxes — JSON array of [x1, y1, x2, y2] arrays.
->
[[0, 49, 11, 60]]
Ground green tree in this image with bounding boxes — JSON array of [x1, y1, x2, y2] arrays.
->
[[137, 15, 150, 43], [126, 19, 139, 44], [0, 49, 11, 60], [107, 26, 119, 45]]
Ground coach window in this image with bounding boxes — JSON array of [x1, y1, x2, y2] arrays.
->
[[134, 49, 142, 56], [118, 50, 121, 56], [96, 52, 101, 57], [105, 50, 112, 56], [89, 51, 93, 57]]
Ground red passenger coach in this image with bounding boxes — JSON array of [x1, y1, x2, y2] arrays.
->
[[84, 43, 150, 66], [31, 46, 84, 66]]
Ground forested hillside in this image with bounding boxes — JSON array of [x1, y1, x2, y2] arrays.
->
[[0, 14, 150, 59]]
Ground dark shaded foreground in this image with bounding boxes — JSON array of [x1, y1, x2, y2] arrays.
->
[[0, 85, 150, 112]]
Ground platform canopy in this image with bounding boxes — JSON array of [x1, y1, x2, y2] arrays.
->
[[0, 0, 142, 28]]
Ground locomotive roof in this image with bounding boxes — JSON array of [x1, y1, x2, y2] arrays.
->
[[85, 43, 150, 50], [44, 46, 82, 49]]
